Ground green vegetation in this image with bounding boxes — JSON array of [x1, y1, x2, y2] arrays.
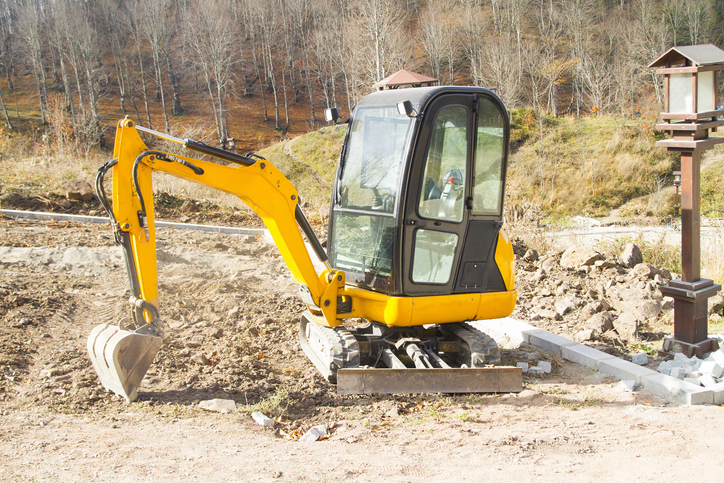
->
[[507, 114, 681, 221], [702, 161, 724, 218], [601, 235, 682, 276], [237, 387, 292, 417], [257, 126, 345, 216]]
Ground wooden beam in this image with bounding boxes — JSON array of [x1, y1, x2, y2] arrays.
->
[[661, 109, 724, 120], [656, 65, 724, 74]]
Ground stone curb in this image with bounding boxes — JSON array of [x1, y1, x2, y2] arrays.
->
[[472, 317, 715, 406], [1, 209, 268, 236]]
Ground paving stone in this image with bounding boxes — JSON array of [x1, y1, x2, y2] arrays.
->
[[537, 361, 552, 373], [528, 366, 544, 376], [619, 380, 636, 392], [673, 353, 690, 364], [711, 382, 724, 404], [516, 362, 529, 373], [684, 377, 701, 386], [470, 318, 535, 347], [199, 398, 236, 414], [669, 367, 686, 380], [708, 349, 724, 366], [523, 329, 578, 355], [641, 373, 713, 405], [699, 360, 723, 378], [251, 412, 275, 427], [299, 425, 328, 442], [631, 353, 648, 366], [699, 373, 718, 388], [656, 361, 672, 376], [598, 357, 657, 384], [561, 344, 616, 370]]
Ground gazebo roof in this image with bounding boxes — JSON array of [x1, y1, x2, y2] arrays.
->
[[373, 69, 438, 90], [649, 44, 724, 68]]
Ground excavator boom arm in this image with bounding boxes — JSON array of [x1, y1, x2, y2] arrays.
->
[[108, 119, 342, 326]]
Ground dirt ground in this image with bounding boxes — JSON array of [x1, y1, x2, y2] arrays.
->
[[2, 215, 724, 482]]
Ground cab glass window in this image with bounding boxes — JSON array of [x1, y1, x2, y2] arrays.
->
[[417, 106, 468, 223], [472, 99, 505, 215]]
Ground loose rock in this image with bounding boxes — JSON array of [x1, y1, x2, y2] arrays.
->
[[199, 398, 236, 413], [620, 243, 642, 268], [299, 425, 328, 442], [560, 247, 601, 269], [251, 412, 276, 427]]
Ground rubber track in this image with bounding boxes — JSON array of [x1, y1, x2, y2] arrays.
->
[[299, 314, 360, 383], [446, 322, 501, 366]]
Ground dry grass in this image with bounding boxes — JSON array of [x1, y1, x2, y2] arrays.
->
[[508, 116, 677, 221], [702, 230, 724, 286]]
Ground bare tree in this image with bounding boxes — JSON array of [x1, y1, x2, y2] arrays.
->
[[478, 33, 522, 108], [187, 0, 237, 144], [47, 1, 75, 130], [354, 0, 408, 85], [419, 0, 456, 82], [16, 1, 49, 124], [127, 0, 154, 129], [140, 0, 173, 132]]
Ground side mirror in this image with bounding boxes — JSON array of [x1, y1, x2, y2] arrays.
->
[[396, 100, 415, 118], [324, 108, 339, 123]]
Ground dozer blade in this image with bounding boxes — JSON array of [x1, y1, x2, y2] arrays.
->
[[87, 322, 163, 402]]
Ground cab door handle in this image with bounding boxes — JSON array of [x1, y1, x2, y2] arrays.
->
[[405, 219, 427, 227]]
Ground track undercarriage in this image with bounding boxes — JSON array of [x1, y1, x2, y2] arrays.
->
[[299, 312, 521, 395]]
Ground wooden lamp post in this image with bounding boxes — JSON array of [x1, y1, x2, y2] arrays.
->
[[650, 44, 724, 357]]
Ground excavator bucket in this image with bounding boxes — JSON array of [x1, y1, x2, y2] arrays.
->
[[87, 322, 163, 402]]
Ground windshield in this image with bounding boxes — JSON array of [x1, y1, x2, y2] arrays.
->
[[337, 106, 414, 213], [330, 105, 414, 291]]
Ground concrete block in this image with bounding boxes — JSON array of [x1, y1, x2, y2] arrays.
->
[[684, 377, 701, 386], [523, 329, 578, 355], [699, 360, 723, 378], [537, 361, 552, 373], [470, 318, 536, 347], [528, 366, 544, 376], [656, 362, 671, 376], [199, 398, 236, 414], [687, 357, 702, 371], [711, 382, 724, 404], [669, 367, 686, 380], [641, 373, 713, 405], [561, 344, 616, 370], [674, 352, 690, 364], [699, 373, 717, 388], [299, 424, 328, 442], [251, 412, 275, 427], [708, 349, 724, 367], [619, 380, 636, 392], [598, 358, 658, 384], [516, 362, 529, 373], [631, 353, 649, 366]]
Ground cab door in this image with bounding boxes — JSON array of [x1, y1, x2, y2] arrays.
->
[[402, 94, 474, 296], [401, 92, 509, 296]]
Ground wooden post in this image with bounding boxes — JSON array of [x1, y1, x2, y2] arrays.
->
[[660, 146, 720, 356], [680, 149, 700, 282]]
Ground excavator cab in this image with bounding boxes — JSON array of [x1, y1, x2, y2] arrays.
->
[[329, 87, 509, 298], [88, 86, 518, 401]]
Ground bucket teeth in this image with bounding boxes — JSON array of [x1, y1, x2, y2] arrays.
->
[[87, 323, 163, 402]]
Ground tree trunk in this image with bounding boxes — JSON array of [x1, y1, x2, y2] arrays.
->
[[135, 41, 153, 130]]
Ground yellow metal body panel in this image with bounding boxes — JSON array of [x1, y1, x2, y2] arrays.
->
[[341, 286, 516, 327], [495, 230, 516, 291], [109, 121, 516, 330]]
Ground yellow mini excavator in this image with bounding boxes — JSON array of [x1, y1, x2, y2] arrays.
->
[[88, 86, 520, 402]]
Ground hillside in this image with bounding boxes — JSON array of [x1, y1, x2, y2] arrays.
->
[[3, 113, 724, 228]]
